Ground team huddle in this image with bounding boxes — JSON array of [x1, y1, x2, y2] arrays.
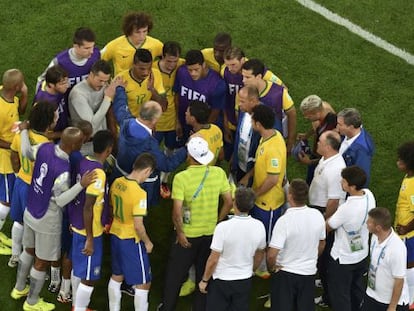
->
[[0, 10, 413, 311]]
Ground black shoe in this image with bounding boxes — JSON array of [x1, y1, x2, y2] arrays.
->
[[121, 282, 135, 296]]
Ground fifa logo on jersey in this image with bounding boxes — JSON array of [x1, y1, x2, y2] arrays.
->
[[68, 74, 89, 87], [228, 83, 240, 95], [180, 86, 206, 102]]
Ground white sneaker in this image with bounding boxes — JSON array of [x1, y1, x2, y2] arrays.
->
[[8, 254, 19, 268]]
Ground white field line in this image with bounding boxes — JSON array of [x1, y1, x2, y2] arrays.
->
[[296, 0, 414, 65]]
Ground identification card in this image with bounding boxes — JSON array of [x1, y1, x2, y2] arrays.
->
[[367, 264, 376, 290], [183, 206, 191, 224], [346, 231, 364, 252]]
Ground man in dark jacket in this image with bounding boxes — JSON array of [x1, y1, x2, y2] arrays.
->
[[111, 86, 187, 206], [337, 108, 375, 187]]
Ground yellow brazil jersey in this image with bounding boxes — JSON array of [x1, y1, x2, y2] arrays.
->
[[0, 92, 19, 174], [101, 35, 163, 76], [253, 130, 286, 210], [201, 48, 225, 73], [116, 67, 165, 118], [72, 165, 106, 237], [198, 124, 223, 166], [110, 176, 147, 243], [395, 175, 414, 239], [10, 130, 50, 184], [153, 58, 185, 132]]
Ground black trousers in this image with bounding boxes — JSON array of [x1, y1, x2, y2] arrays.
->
[[361, 294, 409, 311], [161, 235, 212, 311], [206, 278, 252, 311], [317, 230, 334, 305], [327, 256, 368, 311], [270, 270, 315, 311]]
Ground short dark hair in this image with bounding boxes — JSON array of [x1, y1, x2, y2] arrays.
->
[[122, 12, 153, 36], [73, 27, 96, 45], [93, 130, 114, 154], [90, 60, 112, 75], [188, 101, 210, 124], [133, 153, 156, 171], [134, 48, 153, 64], [242, 59, 265, 76], [185, 50, 204, 66], [289, 179, 309, 205], [337, 108, 362, 128], [325, 132, 341, 151], [251, 104, 275, 130], [163, 41, 181, 57], [235, 187, 255, 213], [214, 32, 232, 46], [341, 166, 367, 190], [72, 120, 93, 137], [29, 101, 58, 132], [397, 141, 414, 171], [45, 65, 68, 84], [368, 207, 392, 230]]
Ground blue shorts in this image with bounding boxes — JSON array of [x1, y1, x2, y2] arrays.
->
[[250, 205, 283, 244], [110, 235, 152, 285], [10, 177, 29, 223], [0, 173, 15, 203], [72, 232, 103, 281], [154, 130, 179, 149], [405, 236, 414, 264]]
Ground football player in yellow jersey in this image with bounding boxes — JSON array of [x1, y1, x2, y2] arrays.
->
[[71, 130, 114, 311], [153, 42, 185, 199], [201, 32, 232, 73], [153, 42, 185, 150], [0, 69, 28, 254], [8, 102, 57, 266], [395, 141, 414, 304], [108, 153, 156, 311], [101, 12, 163, 76], [250, 105, 286, 279], [116, 49, 167, 118], [185, 101, 223, 166]]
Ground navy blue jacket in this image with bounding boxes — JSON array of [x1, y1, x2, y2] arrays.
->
[[342, 128, 375, 187], [111, 86, 187, 206]]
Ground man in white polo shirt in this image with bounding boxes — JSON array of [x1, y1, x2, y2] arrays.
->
[[309, 130, 346, 307], [363, 207, 409, 311], [199, 187, 266, 311], [267, 179, 326, 311], [326, 166, 376, 311]]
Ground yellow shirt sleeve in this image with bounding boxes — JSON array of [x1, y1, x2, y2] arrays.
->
[[86, 168, 106, 197], [282, 88, 294, 111], [132, 189, 147, 217]]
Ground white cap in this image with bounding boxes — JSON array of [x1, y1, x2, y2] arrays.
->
[[187, 136, 214, 165]]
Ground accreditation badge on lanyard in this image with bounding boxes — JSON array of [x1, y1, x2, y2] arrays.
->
[[368, 240, 387, 290]]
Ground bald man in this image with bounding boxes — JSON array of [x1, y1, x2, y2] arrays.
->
[[112, 87, 188, 207], [11, 127, 96, 311], [0, 69, 28, 252]]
